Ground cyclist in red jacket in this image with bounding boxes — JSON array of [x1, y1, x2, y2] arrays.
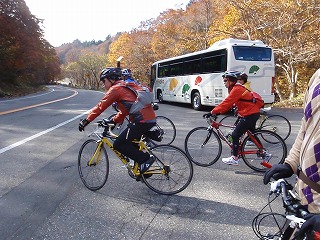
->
[[203, 70, 261, 165], [78, 67, 156, 174]]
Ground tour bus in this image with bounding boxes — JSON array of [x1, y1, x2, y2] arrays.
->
[[150, 38, 275, 110]]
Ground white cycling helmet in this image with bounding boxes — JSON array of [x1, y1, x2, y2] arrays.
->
[[122, 68, 132, 77], [222, 70, 241, 82]]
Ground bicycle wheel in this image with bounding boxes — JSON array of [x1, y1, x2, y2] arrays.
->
[[155, 115, 176, 145], [259, 115, 291, 141], [142, 145, 193, 195], [241, 130, 287, 172], [218, 115, 238, 138], [78, 139, 109, 191], [184, 127, 222, 166], [107, 113, 130, 136]]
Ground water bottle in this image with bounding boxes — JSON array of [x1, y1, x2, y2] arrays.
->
[[227, 133, 233, 143]]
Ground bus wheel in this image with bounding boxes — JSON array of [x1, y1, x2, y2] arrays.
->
[[157, 90, 164, 103], [192, 92, 202, 110]]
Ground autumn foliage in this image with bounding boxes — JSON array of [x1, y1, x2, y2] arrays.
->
[[2, 0, 319, 102], [0, 0, 60, 97], [60, 0, 319, 101]]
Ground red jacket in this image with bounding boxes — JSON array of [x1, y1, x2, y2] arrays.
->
[[87, 81, 156, 123], [212, 83, 260, 117]]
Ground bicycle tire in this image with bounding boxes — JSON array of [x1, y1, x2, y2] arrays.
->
[[241, 130, 287, 172], [142, 145, 193, 195], [184, 127, 222, 166], [155, 115, 176, 145], [259, 115, 291, 141], [78, 139, 109, 191], [107, 113, 130, 137], [218, 115, 238, 138]]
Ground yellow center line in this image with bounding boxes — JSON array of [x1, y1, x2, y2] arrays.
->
[[0, 90, 78, 116]]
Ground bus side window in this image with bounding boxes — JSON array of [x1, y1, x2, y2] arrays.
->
[[159, 65, 169, 78], [169, 62, 183, 76], [202, 55, 226, 73], [185, 59, 201, 75]]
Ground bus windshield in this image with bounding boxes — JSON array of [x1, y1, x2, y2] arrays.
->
[[233, 46, 272, 61]]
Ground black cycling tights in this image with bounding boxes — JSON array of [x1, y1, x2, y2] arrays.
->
[[231, 113, 260, 156], [113, 122, 155, 164]]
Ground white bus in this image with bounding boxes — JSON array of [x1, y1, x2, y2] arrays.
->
[[150, 38, 275, 110]]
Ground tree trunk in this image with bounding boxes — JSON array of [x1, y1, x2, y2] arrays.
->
[[274, 77, 284, 101], [289, 67, 298, 100]]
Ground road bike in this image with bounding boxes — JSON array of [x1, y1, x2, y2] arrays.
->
[[184, 115, 287, 172], [108, 103, 176, 146], [219, 107, 291, 141], [253, 178, 320, 239], [78, 119, 193, 195]]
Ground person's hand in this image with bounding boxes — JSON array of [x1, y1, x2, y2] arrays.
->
[[232, 107, 238, 116], [295, 215, 320, 238], [79, 119, 90, 132], [263, 163, 294, 184], [203, 112, 213, 118], [103, 118, 115, 126], [103, 118, 116, 130], [152, 103, 159, 111], [111, 102, 119, 112]]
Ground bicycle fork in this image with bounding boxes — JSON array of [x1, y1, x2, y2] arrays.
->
[[88, 141, 104, 166], [201, 128, 214, 147]]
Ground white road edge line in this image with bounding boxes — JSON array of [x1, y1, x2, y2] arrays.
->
[[0, 111, 90, 154], [0, 88, 55, 103]]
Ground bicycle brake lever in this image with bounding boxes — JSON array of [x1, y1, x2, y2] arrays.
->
[[270, 179, 282, 194], [286, 215, 305, 228]]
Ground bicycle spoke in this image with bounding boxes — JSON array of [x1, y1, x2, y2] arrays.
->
[[154, 116, 176, 145], [260, 115, 291, 141], [184, 127, 222, 166], [142, 145, 193, 195], [241, 130, 287, 172], [78, 139, 109, 191]]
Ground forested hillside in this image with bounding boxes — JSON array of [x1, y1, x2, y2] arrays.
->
[[0, 0, 60, 97]]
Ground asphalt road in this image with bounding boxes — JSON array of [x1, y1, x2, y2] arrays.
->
[[0, 85, 304, 240]]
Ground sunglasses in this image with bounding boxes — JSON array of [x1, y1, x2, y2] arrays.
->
[[223, 79, 228, 82], [100, 78, 111, 84]]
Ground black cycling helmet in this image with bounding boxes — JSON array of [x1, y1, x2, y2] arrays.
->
[[222, 70, 241, 82], [239, 72, 248, 83], [100, 68, 122, 81]]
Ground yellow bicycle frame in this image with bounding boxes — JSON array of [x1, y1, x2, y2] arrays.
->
[[90, 136, 165, 177]]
